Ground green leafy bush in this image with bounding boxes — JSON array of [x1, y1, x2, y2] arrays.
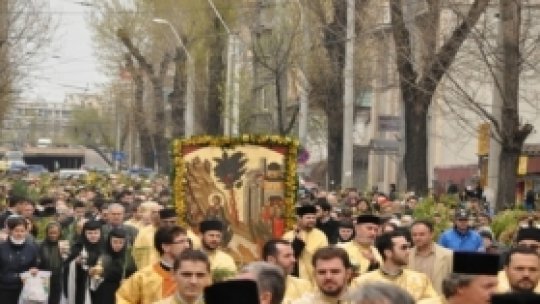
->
[[211, 268, 236, 283], [491, 209, 526, 244]]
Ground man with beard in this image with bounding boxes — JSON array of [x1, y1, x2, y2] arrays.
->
[[262, 239, 312, 303], [500, 246, 540, 293], [351, 231, 439, 303], [315, 198, 339, 244], [283, 205, 328, 284], [292, 246, 353, 304], [443, 251, 499, 304], [498, 227, 540, 292], [338, 214, 382, 277], [199, 219, 236, 273]]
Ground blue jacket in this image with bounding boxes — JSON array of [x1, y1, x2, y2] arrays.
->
[[438, 227, 483, 252], [0, 239, 39, 290]]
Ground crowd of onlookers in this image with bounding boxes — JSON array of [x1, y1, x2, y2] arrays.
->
[[0, 173, 539, 304]]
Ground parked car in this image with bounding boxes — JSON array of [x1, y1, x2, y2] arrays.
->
[[124, 167, 156, 178], [7, 161, 28, 174], [58, 169, 88, 179], [27, 164, 49, 176]]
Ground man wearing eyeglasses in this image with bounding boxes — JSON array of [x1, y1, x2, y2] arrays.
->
[[117, 226, 191, 304], [154, 249, 211, 304], [160, 208, 201, 249], [438, 209, 483, 252], [351, 231, 440, 303], [497, 228, 540, 293]]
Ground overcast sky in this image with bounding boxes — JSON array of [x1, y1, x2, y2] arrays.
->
[[28, 0, 103, 103]]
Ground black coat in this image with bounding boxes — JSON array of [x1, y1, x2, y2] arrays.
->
[[38, 240, 63, 304], [62, 241, 101, 304], [93, 250, 136, 304], [0, 238, 39, 291]]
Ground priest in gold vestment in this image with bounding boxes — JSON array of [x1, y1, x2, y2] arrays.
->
[[443, 251, 500, 304], [351, 231, 440, 304], [497, 245, 540, 293], [117, 226, 190, 304], [338, 214, 382, 276], [283, 205, 328, 285], [262, 239, 312, 303], [153, 249, 210, 304], [497, 227, 540, 293], [199, 220, 237, 274], [131, 202, 162, 269], [292, 247, 354, 304]]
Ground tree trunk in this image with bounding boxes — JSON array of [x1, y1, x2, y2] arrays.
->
[[133, 74, 154, 168], [322, 0, 346, 189], [327, 104, 344, 190], [494, 0, 532, 211], [206, 17, 225, 135], [170, 48, 186, 139], [497, 149, 519, 210], [404, 90, 429, 195], [390, 0, 490, 195], [151, 76, 168, 173]]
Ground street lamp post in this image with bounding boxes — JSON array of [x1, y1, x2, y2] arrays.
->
[[152, 18, 195, 137]]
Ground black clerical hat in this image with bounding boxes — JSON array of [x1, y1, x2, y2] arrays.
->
[[159, 208, 177, 219], [356, 214, 381, 225], [199, 219, 224, 233], [453, 252, 499, 275], [83, 220, 102, 231], [491, 293, 540, 304], [204, 279, 259, 304], [516, 228, 540, 242], [296, 204, 317, 216], [339, 220, 354, 229]]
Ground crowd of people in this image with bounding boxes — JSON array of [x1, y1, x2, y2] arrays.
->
[[0, 173, 539, 304]]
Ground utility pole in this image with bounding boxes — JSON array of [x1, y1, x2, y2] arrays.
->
[[341, 0, 355, 188], [297, 0, 309, 147], [231, 34, 240, 137], [487, 3, 503, 211]]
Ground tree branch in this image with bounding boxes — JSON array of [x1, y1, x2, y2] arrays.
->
[[418, 0, 490, 97], [117, 28, 154, 76], [389, 0, 418, 100]]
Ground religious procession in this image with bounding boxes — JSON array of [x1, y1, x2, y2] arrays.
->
[[0, 135, 537, 304]]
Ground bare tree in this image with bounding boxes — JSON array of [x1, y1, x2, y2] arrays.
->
[[0, 1, 54, 122], [441, 1, 534, 210], [117, 28, 171, 173], [251, 2, 302, 135], [389, 0, 490, 195]]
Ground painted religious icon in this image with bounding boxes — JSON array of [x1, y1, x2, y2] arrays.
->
[[173, 136, 297, 263]]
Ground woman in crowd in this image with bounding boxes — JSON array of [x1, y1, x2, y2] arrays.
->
[[337, 219, 355, 243], [93, 227, 136, 304], [38, 222, 65, 304], [63, 220, 103, 304], [0, 215, 40, 304]]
